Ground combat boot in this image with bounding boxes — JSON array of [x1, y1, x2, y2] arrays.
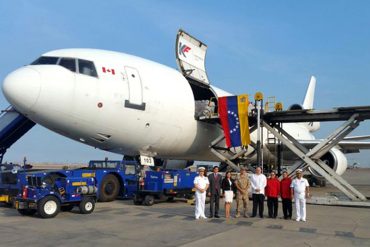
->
[[243, 210, 249, 218]]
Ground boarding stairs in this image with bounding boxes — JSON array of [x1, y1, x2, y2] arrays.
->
[[0, 106, 35, 163]]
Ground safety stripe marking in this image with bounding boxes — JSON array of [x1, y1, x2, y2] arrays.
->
[[335, 231, 355, 238], [299, 227, 317, 234], [158, 214, 176, 219], [237, 221, 253, 226], [267, 224, 283, 229]]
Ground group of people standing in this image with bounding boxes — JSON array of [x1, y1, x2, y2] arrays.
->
[[194, 166, 246, 219], [193, 166, 310, 222]]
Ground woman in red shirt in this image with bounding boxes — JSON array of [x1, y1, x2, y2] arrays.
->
[[266, 171, 280, 218], [280, 170, 292, 219]]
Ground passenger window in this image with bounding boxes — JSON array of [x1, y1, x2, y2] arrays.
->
[[59, 58, 76, 72], [31, 56, 59, 65], [78, 59, 98, 78]]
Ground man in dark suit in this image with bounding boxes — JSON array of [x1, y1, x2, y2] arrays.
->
[[207, 166, 222, 218]]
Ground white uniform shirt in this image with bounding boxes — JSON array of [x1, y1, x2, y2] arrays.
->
[[290, 178, 309, 198], [194, 176, 209, 191], [251, 173, 267, 195]]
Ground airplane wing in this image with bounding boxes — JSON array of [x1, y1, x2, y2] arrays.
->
[[298, 140, 370, 153], [343, 135, 370, 141]]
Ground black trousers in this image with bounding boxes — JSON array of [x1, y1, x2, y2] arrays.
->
[[282, 198, 292, 219], [209, 192, 220, 216], [252, 193, 265, 217], [267, 197, 278, 218]]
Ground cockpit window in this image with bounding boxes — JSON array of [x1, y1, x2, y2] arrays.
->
[[31, 56, 59, 65], [31, 56, 97, 78], [78, 59, 98, 78], [59, 58, 76, 72]]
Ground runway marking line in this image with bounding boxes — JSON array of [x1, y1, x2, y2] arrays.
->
[[335, 231, 355, 238], [299, 227, 317, 234], [267, 224, 283, 229]]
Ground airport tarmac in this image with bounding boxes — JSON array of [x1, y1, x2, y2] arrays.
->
[[0, 169, 369, 247]]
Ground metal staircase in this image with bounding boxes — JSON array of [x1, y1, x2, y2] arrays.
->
[[206, 101, 370, 205], [0, 106, 35, 163]]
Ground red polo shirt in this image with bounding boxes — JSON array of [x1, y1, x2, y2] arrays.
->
[[280, 177, 292, 199], [266, 177, 280, 198]]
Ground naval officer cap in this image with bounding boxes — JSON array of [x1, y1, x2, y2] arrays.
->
[[296, 169, 303, 173], [198, 167, 206, 171]]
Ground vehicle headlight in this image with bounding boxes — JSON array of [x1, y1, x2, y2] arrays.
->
[[41, 182, 47, 188]]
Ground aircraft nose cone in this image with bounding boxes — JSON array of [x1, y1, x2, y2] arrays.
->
[[2, 67, 41, 113]]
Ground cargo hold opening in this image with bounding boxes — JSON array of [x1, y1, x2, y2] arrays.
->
[[188, 78, 218, 120], [175, 30, 218, 120]]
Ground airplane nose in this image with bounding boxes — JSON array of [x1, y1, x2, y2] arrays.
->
[[2, 67, 41, 112]]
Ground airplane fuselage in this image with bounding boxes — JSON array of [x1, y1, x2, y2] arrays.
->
[[3, 49, 315, 163]]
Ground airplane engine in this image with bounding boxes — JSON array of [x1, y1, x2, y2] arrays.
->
[[288, 104, 304, 111], [288, 104, 320, 132], [308, 147, 348, 178]]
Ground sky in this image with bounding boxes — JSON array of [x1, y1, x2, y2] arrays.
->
[[0, 0, 370, 166]]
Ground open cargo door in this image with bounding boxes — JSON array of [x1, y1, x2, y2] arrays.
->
[[176, 30, 219, 120], [176, 29, 210, 87]]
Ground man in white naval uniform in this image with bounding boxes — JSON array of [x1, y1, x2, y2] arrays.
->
[[194, 167, 210, 219], [290, 169, 310, 222]]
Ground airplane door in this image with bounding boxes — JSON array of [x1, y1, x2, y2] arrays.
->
[[176, 29, 210, 87], [124, 66, 146, 110]]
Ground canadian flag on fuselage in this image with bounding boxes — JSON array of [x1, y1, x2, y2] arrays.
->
[[102, 67, 115, 75]]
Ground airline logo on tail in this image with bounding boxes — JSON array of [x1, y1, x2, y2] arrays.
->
[[178, 42, 191, 57]]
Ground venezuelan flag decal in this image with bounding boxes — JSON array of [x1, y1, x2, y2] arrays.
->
[[218, 95, 251, 147]]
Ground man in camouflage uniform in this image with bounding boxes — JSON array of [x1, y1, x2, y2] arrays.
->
[[235, 167, 251, 218]]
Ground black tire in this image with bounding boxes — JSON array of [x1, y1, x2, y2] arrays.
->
[[317, 178, 326, 187], [61, 205, 75, 212], [79, 197, 95, 214], [98, 174, 120, 202], [18, 209, 37, 216], [133, 194, 143, 205], [167, 197, 175, 202], [143, 195, 155, 206], [37, 196, 60, 218], [309, 177, 327, 187]]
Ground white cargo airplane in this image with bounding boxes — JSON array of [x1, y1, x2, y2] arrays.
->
[[0, 30, 365, 176]]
